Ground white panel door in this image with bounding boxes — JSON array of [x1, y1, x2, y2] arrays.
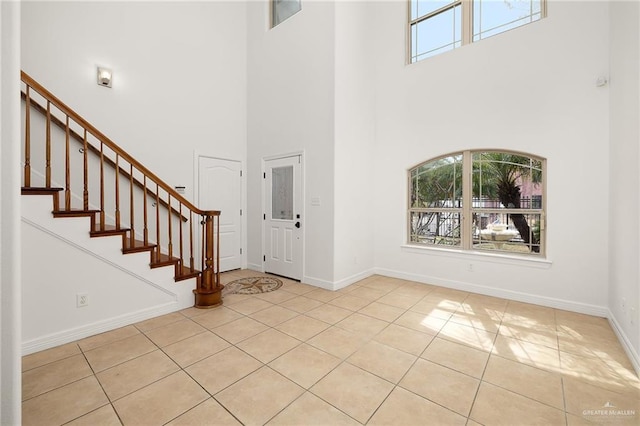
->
[[265, 155, 302, 280], [198, 156, 242, 272]]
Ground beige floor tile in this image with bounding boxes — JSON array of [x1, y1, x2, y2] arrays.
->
[[22, 376, 109, 426], [304, 288, 343, 303], [228, 297, 274, 315], [399, 358, 479, 416], [470, 382, 566, 426], [22, 354, 93, 400], [560, 351, 639, 395], [374, 323, 435, 356], [267, 392, 359, 425], [307, 326, 368, 359], [221, 293, 253, 305], [249, 305, 299, 327], [438, 321, 497, 352], [167, 398, 241, 425], [281, 282, 317, 295], [393, 285, 432, 299], [336, 283, 361, 294], [329, 294, 371, 311], [134, 312, 185, 333], [459, 294, 508, 318], [162, 330, 230, 367], [186, 346, 262, 395], [492, 334, 560, 372], [275, 314, 331, 341], [279, 295, 324, 313], [77, 325, 140, 351], [347, 340, 416, 383], [236, 328, 301, 363], [66, 403, 121, 426], [96, 350, 180, 401], [499, 323, 559, 350], [429, 288, 468, 303], [394, 310, 446, 334], [305, 303, 353, 324], [113, 371, 208, 425], [212, 316, 269, 344], [368, 386, 467, 426], [483, 355, 564, 409], [143, 318, 206, 348], [310, 363, 394, 424], [448, 311, 502, 333], [421, 337, 489, 378], [563, 376, 640, 421], [501, 310, 557, 334], [254, 288, 299, 304], [376, 292, 419, 310], [22, 342, 81, 372], [178, 306, 210, 319], [215, 366, 305, 426], [358, 301, 405, 322], [359, 277, 404, 292], [269, 343, 341, 388], [84, 333, 157, 373], [336, 313, 389, 338], [347, 286, 388, 301], [191, 306, 244, 329], [410, 298, 457, 320]]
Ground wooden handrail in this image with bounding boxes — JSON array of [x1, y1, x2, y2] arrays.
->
[[21, 90, 189, 222], [21, 71, 222, 308], [21, 71, 218, 217]]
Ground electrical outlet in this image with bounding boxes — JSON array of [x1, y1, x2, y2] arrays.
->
[[77, 293, 89, 308], [468, 263, 474, 272]]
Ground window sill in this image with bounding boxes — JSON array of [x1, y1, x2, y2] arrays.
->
[[401, 244, 553, 269]]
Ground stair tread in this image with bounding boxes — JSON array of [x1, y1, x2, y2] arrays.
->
[[53, 209, 101, 214], [90, 224, 130, 235], [21, 186, 64, 194], [122, 238, 156, 253]]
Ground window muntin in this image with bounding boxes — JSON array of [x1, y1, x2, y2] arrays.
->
[[272, 0, 301, 28], [408, 150, 545, 256], [409, 0, 544, 63]]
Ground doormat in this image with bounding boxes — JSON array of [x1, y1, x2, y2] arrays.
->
[[223, 276, 283, 295]]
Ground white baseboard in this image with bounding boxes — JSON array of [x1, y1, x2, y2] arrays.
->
[[607, 311, 640, 377], [246, 263, 263, 273], [22, 302, 182, 355], [374, 267, 608, 317], [301, 275, 334, 290], [332, 269, 376, 290]]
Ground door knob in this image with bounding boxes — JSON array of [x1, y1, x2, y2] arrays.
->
[[295, 222, 301, 228]]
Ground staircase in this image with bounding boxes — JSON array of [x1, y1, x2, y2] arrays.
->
[[20, 71, 223, 310]]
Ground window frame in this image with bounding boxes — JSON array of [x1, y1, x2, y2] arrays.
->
[[408, 0, 547, 63], [407, 150, 547, 257]]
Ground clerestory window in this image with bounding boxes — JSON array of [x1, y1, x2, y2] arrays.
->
[[272, 0, 302, 28], [408, 150, 546, 256], [409, 0, 545, 63]]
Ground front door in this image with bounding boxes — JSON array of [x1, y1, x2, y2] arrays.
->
[[198, 156, 242, 272], [264, 155, 302, 280]]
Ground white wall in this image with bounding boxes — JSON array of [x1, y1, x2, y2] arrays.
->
[[371, 1, 611, 313], [1, 1, 22, 423], [608, 0, 640, 366], [333, 1, 376, 285], [246, 1, 336, 286], [21, 1, 247, 204]]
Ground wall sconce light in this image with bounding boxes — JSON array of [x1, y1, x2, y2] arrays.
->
[[97, 67, 112, 88]]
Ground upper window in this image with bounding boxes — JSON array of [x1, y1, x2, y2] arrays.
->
[[408, 150, 545, 256], [272, 0, 302, 28], [410, 0, 545, 63]]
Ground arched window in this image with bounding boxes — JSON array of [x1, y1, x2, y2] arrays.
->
[[408, 150, 545, 256]]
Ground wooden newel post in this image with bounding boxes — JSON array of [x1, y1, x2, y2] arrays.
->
[[193, 212, 223, 308]]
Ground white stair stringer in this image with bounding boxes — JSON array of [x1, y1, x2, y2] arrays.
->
[[21, 195, 197, 355]]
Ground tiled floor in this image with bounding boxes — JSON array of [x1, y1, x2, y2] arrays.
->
[[22, 271, 640, 425]]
